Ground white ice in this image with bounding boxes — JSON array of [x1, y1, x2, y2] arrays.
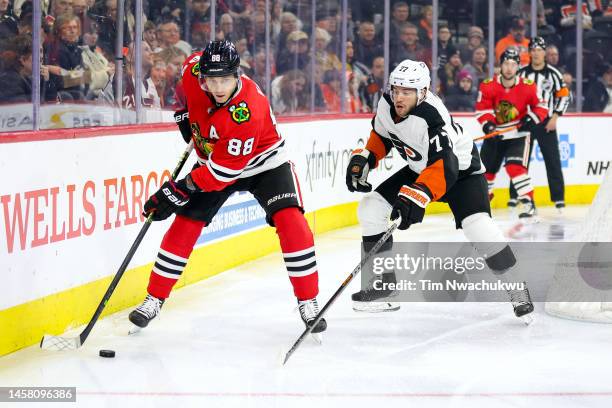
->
[[1, 206, 611, 408]]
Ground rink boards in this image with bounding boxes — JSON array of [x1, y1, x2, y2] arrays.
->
[[0, 114, 609, 356]]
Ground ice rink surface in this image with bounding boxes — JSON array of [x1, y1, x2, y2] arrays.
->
[[2, 206, 611, 408]]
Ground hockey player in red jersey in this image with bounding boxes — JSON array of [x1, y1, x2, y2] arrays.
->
[[129, 40, 326, 335], [475, 47, 548, 218]]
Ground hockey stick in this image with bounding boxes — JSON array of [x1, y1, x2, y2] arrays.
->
[[473, 126, 518, 141], [40, 141, 194, 351], [282, 220, 399, 365]]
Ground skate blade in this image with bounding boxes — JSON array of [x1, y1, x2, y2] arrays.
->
[[520, 314, 534, 325], [352, 301, 400, 313], [128, 325, 142, 335], [310, 332, 323, 345]]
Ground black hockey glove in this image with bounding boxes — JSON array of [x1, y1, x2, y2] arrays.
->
[[390, 184, 431, 230], [482, 121, 496, 135], [518, 116, 536, 133], [174, 109, 192, 144], [346, 149, 377, 192], [144, 175, 198, 221]]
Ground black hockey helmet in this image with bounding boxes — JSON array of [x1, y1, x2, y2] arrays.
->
[[199, 40, 240, 78], [528, 36, 547, 50], [500, 47, 520, 65]]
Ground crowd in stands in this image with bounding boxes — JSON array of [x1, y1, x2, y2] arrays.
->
[[0, 0, 610, 122]]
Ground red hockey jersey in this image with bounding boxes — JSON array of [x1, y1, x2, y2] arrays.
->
[[475, 75, 548, 139], [180, 53, 286, 191]]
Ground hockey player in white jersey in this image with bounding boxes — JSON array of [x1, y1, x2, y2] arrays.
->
[[346, 59, 534, 321]]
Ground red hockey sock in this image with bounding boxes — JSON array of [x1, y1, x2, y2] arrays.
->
[[147, 215, 205, 299], [505, 163, 534, 199], [272, 207, 319, 301]]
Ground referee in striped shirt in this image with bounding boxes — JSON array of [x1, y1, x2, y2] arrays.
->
[[509, 36, 570, 211]]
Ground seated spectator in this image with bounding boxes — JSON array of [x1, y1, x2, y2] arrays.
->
[[437, 24, 457, 69], [157, 20, 191, 56], [50, 0, 74, 17], [45, 12, 86, 101], [190, 21, 210, 51], [462, 45, 488, 91], [144, 20, 160, 52], [495, 17, 530, 66], [417, 5, 433, 47], [251, 12, 268, 50], [80, 26, 113, 99], [0, 33, 56, 102], [346, 39, 370, 112], [439, 50, 463, 96], [276, 30, 310, 75], [389, 1, 411, 45], [91, 0, 133, 58], [510, 0, 545, 22], [276, 12, 300, 56], [364, 55, 385, 111], [583, 63, 612, 112], [445, 69, 478, 112], [155, 45, 188, 107], [561, 69, 575, 112], [320, 69, 341, 112], [314, 27, 341, 73], [0, 0, 18, 38], [145, 57, 164, 109], [249, 48, 272, 91], [457, 26, 485, 65], [391, 22, 431, 70], [271, 68, 308, 115], [347, 71, 366, 113], [353, 21, 383, 68], [219, 13, 236, 43], [187, 0, 212, 45]]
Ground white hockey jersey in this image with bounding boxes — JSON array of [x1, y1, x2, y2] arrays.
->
[[367, 91, 483, 201]]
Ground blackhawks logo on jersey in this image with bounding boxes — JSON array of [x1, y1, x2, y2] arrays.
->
[[229, 101, 251, 124], [191, 62, 200, 77], [191, 123, 214, 155], [495, 100, 519, 124]]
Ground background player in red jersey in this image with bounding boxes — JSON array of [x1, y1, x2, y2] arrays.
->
[[129, 40, 326, 336], [475, 47, 548, 219]]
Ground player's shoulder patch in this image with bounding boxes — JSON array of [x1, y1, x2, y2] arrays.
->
[[482, 77, 493, 84], [522, 78, 535, 86], [228, 101, 251, 124]]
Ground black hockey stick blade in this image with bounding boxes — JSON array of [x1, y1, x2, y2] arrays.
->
[[40, 142, 194, 351], [282, 221, 398, 365]]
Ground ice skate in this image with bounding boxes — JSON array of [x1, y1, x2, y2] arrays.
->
[[129, 294, 164, 328], [352, 271, 400, 312], [507, 281, 534, 325], [298, 298, 327, 344], [518, 197, 537, 221]]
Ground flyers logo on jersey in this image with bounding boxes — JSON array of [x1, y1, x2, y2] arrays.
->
[[229, 102, 251, 124], [403, 145, 423, 161], [495, 100, 519, 124]]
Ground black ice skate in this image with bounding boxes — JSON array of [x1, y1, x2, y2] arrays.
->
[[129, 294, 165, 328], [507, 281, 534, 324], [352, 271, 400, 313], [298, 298, 327, 344], [555, 201, 565, 214], [507, 198, 518, 208], [518, 197, 537, 219]]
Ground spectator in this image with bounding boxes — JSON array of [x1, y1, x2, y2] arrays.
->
[[91, 0, 133, 57], [157, 20, 191, 56], [417, 5, 433, 47], [314, 27, 341, 73], [145, 57, 164, 109], [45, 12, 86, 101], [364, 55, 385, 111], [155, 45, 187, 107], [0, 0, 18, 37], [457, 26, 485, 65], [271, 69, 308, 114], [320, 69, 341, 112], [545, 44, 560, 66], [0, 34, 55, 102], [346, 39, 370, 110], [276, 30, 310, 75], [190, 21, 210, 51], [187, 0, 212, 45], [80, 25, 112, 99], [251, 12, 268, 50], [50, 0, 73, 17], [219, 13, 235, 43], [462, 45, 488, 91], [353, 21, 383, 67], [445, 69, 478, 112], [276, 12, 299, 57], [495, 17, 530, 66], [144, 20, 160, 52], [510, 0, 545, 22], [583, 63, 612, 112], [389, 1, 410, 45], [437, 24, 457, 69], [561, 69, 575, 112], [250, 48, 272, 90], [440, 49, 463, 96], [390, 22, 431, 70]]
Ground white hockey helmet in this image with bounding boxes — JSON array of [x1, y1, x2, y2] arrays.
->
[[388, 59, 431, 105]]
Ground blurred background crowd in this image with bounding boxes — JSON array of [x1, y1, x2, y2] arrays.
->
[[0, 0, 610, 131]]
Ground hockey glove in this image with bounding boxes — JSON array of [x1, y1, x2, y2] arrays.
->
[[144, 175, 198, 221], [390, 184, 431, 230], [346, 149, 377, 192], [518, 116, 536, 133], [482, 121, 496, 135], [174, 109, 192, 144]]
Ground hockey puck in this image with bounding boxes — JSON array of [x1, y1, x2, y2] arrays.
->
[[99, 349, 115, 358]]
